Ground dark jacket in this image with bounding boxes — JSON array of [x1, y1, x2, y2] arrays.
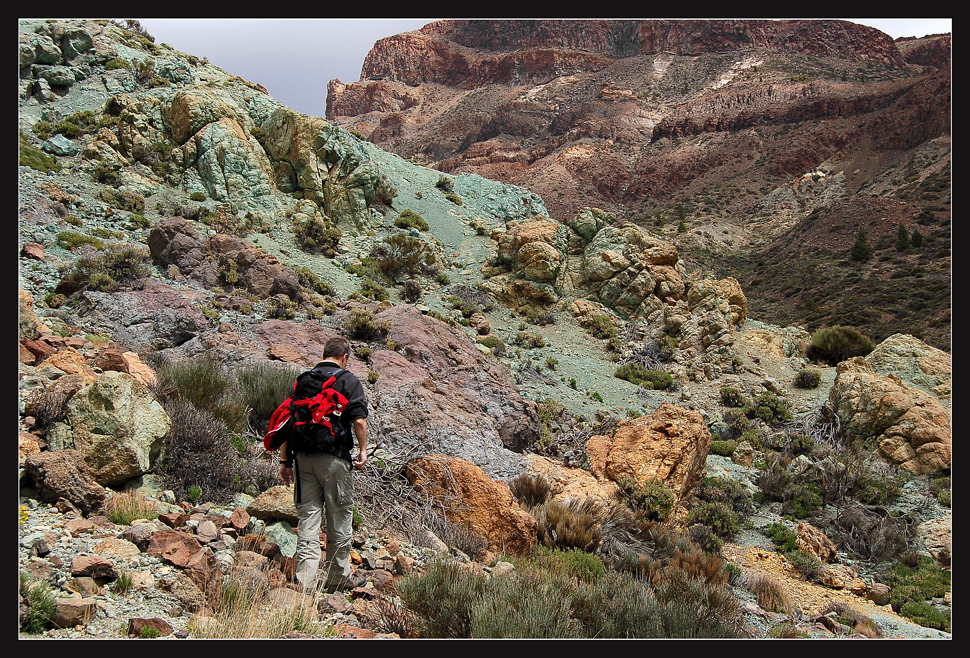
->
[[288, 360, 368, 463]]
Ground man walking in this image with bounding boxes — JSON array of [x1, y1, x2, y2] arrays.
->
[[279, 336, 369, 592]]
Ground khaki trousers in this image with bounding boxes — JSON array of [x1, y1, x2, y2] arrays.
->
[[293, 452, 354, 591]]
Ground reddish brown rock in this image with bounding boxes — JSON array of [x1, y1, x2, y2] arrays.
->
[[406, 454, 537, 556], [147, 529, 203, 567], [52, 598, 98, 628], [159, 512, 190, 528], [71, 554, 119, 580], [229, 507, 250, 532], [128, 617, 174, 637], [23, 449, 106, 516]]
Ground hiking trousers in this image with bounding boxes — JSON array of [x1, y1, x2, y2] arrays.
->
[[293, 452, 354, 591]]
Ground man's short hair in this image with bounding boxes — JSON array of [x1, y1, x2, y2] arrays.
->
[[323, 336, 351, 359]]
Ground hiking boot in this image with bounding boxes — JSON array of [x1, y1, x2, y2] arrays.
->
[[323, 571, 368, 593]]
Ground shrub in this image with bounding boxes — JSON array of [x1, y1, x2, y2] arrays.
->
[[345, 308, 391, 341], [765, 523, 799, 553], [530, 546, 606, 583], [435, 175, 454, 193], [787, 433, 814, 456], [584, 314, 617, 339], [651, 570, 745, 637], [19, 133, 62, 173], [426, 516, 489, 561], [782, 481, 821, 519], [55, 243, 151, 295], [105, 489, 159, 525], [929, 476, 951, 507], [786, 549, 823, 582], [850, 227, 873, 261], [514, 331, 545, 349], [396, 559, 487, 638], [153, 355, 248, 434], [394, 209, 429, 231], [294, 216, 341, 256], [899, 601, 950, 633], [686, 502, 739, 539], [719, 387, 747, 407], [830, 503, 910, 562], [689, 524, 723, 554], [371, 233, 439, 282], [533, 498, 602, 552], [190, 191, 206, 201], [751, 391, 792, 423], [710, 440, 737, 457], [620, 479, 676, 522], [793, 368, 822, 389], [509, 473, 552, 509], [614, 364, 672, 390], [806, 326, 875, 365], [55, 231, 104, 251], [20, 572, 57, 633], [468, 569, 579, 638], [477, 335, 506, 356], [695, 477, 753, 520], [234, 361, 300, 435], [886, 555, 951, 613], [401, 279, 423, 303], [99, 188, 146, 212], [756, 456, 793, 502], [294, 267, 337, 297], [359, 277, 389, 302], [746, 573, 791, 613]]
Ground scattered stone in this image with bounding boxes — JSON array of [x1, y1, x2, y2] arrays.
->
[[127, 617, 174, 638], [71, 554, 118, 580], [52, 598, 98, 629]]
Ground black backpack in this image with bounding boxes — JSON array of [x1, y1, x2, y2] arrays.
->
[[264, 367, 350, 455]]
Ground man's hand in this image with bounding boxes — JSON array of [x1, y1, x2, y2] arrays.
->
[[353, 453, 367, 469], [279, 465, 293, 486]]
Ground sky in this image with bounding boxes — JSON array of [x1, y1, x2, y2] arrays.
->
[[134, 18, 952, 118]]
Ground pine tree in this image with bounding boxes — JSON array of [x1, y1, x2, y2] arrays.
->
[[850, 228, 873, 262], [911, 229, 924, 249], [896, 224, 911, 251]]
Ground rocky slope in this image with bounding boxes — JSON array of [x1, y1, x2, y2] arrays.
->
[[328, 19, 951, 350], [19, 19, 950, 639]]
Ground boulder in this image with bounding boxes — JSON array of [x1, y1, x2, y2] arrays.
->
[[917, 514, 951, 566], [128, 617, 174, 638], [246, 485, 298, 525], [19, 289, 52, 339], [52, 598, 98, 629], [368, 305, 538, 479], [23, 449, 106, 515], [829, 357, 951, 473], [146, 529, 203, 568], [587, 403, 711, 502], [865, 333, 951, 407], [47, 371, 170, 486], [70, 554, 118, 580], [796, 522, 838, 563], [405, 455, 537, 556]]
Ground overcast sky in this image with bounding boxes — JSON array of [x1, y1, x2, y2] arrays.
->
[[134, 18, 952, 118]]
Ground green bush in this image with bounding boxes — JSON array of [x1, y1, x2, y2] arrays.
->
[[584, 314, 617, 338], [614, 364, 672, 390], [435, 175, 454, 192], [514, 331, 545, 349], [154, 355, 248, 434], [786, 549, 823, 582], [787, 433, 814, 456], [396, 559, 486, 638], [533, 499, 602, 552], [477, 335, 506, 357], [719, 387, 747, 407], [55, 231, 104, 251], [899, 601, 950, 633], [783, 482, 821, 519], [394, 208, 429, 231], [686, 502, 739, 539], [99, 188, 146, 212], [620, 479, 676, 522], [886, 555, 951, 613], [371, 233, 439, 282], [751, 392, 792, 424], [806, 326, 876, 365], [695, 477, 753, 520], [190, 191, 206, 201], [54, 244, 151, 295], [530, 546, 606, 583], [294, 216, 341, 256], [345, 307, 392, 341], [765, 522, 798, 553], [710, 440, 737, 457], [793, 368, 822, 389], [689, 524, 723, 554], [19, 134, 62, 173], [20, 572, 57, 633], [234, 361, 300, 435]]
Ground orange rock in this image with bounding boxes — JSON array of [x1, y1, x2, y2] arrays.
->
[[406, 455, 537, 556], [587, 402, 711, 502]]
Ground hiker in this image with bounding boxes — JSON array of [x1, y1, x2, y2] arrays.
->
[[277, 336, 369, 592]]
